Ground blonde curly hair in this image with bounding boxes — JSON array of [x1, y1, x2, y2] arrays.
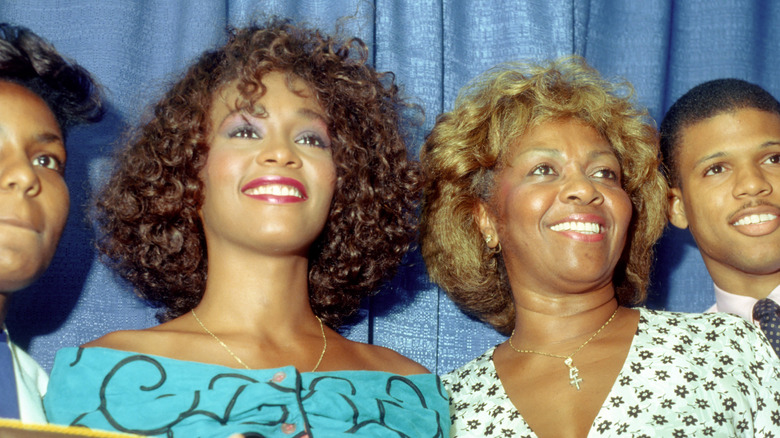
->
[[420, 56, 667, 334]]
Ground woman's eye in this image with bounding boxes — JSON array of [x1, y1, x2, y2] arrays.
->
[[32, 155, 63, 172], [530, 164, 556, 176], [296, 134, 329, 149], [703, 164, 726, 176], [228, 126, 260, 139], [593, 168, 619, 181]]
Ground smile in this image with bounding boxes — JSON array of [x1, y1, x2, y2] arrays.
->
[[243, 184, 304, 199], [550, 221, 603, 234], [732, 213, 778, 227]]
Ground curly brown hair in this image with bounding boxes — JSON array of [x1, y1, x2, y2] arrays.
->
[[420, 56, 668, 335], [94, 18, 421, 327]]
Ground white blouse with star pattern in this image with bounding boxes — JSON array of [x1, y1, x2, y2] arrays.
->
[[443, 308, 780, 437]]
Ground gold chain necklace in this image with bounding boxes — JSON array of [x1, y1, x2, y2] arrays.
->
[[191, 309, 327, 372], [508, 308, 619, 391]]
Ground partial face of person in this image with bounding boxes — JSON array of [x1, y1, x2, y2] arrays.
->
[[0, 81, 68, 292], [669, 108, 780, 279], [200, 71, 336, 256], [477, 118, 632, 294]]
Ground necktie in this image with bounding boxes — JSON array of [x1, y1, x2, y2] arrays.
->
[[0, 331, 20, 419], [753, 298, 780, 358]]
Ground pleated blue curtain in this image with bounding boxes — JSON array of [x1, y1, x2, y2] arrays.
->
[[2, 0, 778, 374]]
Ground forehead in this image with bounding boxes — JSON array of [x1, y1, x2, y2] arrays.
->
[[677, 108, 780, 163], [0, 80, 59, 126], [509, 118, 614, 159], [212, 72, 320, 112]]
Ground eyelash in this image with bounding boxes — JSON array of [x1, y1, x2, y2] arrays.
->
[[295, 134, 329, 149], [763, 153, 780, 165], [592, 168, 619, 181], [530, 164, 556, 176], [32, 155, 64, 173], [229, 123, 329, 150], [228, 125, 261, 139], [703, 164, 725, 176], [529, 164, 619, 181]]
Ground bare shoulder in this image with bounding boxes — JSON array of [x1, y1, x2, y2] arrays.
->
[[341, 339, 429, 375], [81, 321, 183, 355], [82, 329, 152, 350]]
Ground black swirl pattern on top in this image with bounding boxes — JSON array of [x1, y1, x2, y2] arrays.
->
[[44, 347, 449, 438]]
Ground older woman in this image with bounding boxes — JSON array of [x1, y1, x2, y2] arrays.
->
[[43, 18, 448, 437], [421, 56, 780, 437]]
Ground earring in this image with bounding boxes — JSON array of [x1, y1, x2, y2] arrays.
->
[[485, 235, 493, 244]]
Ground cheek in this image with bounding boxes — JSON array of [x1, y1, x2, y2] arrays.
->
[[201, 150, 243, 191], [42, 177, 70, 234], [314, 156, 337, 200]]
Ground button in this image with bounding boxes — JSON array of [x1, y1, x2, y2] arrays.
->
[[281, 423, 296, 434], [272, 371, 286, 382]]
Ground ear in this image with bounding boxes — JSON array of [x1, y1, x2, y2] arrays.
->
[[668, 187, 689, 229], [475, 201, 499, 248]]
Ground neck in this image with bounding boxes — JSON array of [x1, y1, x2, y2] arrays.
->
[[510, 288, 619, 351], [194, 246, 315, 334], [706, 264, 780, 300]]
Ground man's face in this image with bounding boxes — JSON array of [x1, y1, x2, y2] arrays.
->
[[669, 108, 780, 284]]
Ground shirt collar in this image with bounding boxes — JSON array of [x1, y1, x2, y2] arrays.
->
[[713, 283, 780, 324]]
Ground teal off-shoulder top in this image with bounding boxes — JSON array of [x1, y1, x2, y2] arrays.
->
[[44, 347, 449, 438]]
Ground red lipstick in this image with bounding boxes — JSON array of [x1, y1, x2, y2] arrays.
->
[[241, 176, 308, 204]]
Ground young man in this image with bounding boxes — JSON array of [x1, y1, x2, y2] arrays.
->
[[0, 24, 102, 422], [661, 78, 780, 356]]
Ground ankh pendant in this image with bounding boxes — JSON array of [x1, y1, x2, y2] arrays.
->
[[564, 357, 582, 390]]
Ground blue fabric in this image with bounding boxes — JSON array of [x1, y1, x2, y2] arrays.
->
[[0, 331, 19, 419], [1, 1, 778, 374], [44, 347, 449, 437]]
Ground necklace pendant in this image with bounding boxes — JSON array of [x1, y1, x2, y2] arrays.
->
[[564, 357, 582, 390]]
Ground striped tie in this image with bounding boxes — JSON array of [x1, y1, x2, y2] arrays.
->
[[0, 331, 20, 419], [753, 298, 780, 358]]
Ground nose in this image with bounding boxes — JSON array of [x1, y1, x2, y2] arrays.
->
[[732, 165, 772, 198], [0, 148, 41, 197], [559, 172, 604, 205], [255, 136, 302, 168]]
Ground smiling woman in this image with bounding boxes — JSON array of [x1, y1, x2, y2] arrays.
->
[[421, 56, 780, 437], [43, 18, 448, 437]]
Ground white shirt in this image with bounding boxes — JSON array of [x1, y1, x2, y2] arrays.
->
[[4, 327, 47, 424], [705, 283, 780, 325]]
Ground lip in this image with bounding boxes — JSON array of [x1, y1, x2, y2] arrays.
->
[[548, 213, 606, 243], [241, 176, 308, 204], [728, 204, 780, 237], [0, 216, 38, 232]]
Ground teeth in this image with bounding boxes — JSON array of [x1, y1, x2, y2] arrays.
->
[[244, 184, 303, 198], [550, 221, 603, 234], [733, 213, 777, 226]]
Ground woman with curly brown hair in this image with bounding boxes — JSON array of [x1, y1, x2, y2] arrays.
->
[[43, 18, 448, 437], [422, 56, 780, 437]]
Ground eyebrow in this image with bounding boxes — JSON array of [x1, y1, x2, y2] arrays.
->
[[514, 146, 617, 160], [37, 131, 64, 144], [0, 125, 63, 144], [218, 106, 328, 127], [693, 140, 780, 168]]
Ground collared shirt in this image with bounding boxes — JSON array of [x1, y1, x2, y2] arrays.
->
[[705, 283, 780, 325], [3, 326, 47, 424]]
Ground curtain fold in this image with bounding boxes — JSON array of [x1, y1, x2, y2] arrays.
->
[[2, 0, 777, 373]]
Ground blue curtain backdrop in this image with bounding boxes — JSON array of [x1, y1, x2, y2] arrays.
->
[[2, 0, 778, 374]]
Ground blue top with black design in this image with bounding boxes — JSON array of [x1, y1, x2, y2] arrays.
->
[[44, 347, 449, 438]]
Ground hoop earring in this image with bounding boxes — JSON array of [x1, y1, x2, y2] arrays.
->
[[484, 235, 501, 253]]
